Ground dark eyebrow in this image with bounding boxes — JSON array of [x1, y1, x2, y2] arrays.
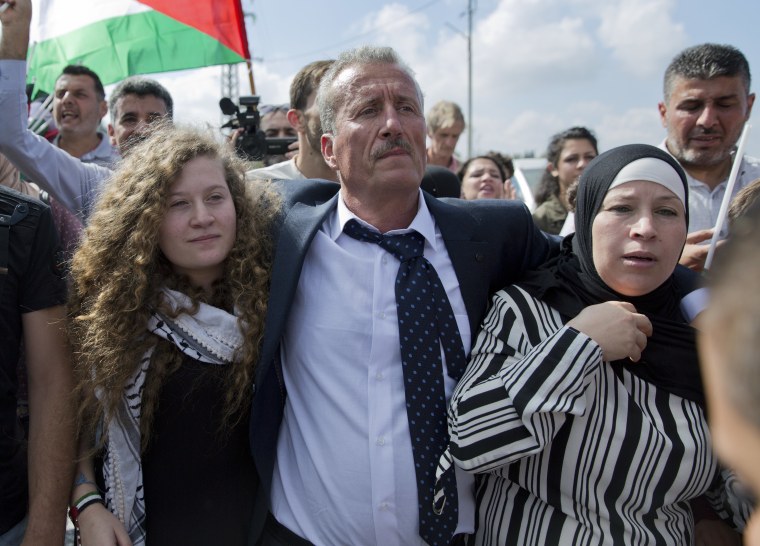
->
[[167, 184, 228, 198], [654, 194, 682, 203], [608, 191, 682, 203]]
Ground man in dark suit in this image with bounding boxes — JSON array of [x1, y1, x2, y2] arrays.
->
[[249, 46, 554, 546]]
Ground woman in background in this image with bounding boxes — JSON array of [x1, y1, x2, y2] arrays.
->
[[458, 154, 513, 200], [532, 126, 598, 234]]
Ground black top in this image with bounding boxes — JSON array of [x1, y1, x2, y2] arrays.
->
[[0, 187, 65, 533], [142, 354, 257, 545]]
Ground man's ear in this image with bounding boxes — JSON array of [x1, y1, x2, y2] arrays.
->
[[322, 133, 338, 170], [745, 92, 756, 119], [99, 100, 108, 120], [107, 124, 116, 146], [287, 108, 303, 132], [658, 102, 668, 128]]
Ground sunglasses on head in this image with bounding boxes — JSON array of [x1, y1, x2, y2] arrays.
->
[[259, 103, 290, 115]]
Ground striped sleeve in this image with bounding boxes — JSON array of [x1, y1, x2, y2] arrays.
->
[[706, 467, 754, 531], [448, 285, 603, 473]]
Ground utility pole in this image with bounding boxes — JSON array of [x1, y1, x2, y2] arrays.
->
[[220, 64, 240, 127], [221, 64, 240, 103], [467, 0, 474, 158], [449, 1, 476, 157]]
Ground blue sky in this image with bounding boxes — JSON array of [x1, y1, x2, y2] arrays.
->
[[140, 0, 760, 160]]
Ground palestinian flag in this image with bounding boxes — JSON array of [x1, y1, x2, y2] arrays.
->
[[28, 0, 250, 92]]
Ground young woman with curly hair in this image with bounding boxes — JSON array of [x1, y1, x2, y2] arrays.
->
[[66, 124, 279, 546]]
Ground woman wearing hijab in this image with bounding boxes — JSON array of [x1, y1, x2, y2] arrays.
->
[[441, 144, 746, 544]]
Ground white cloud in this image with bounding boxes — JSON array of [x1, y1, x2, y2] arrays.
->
[[471, 0, 598, 95], [595, 105, 664, 148], [596, 0, 687, 78], [354, 3, 431, 63], [482, 109, 564, 157]]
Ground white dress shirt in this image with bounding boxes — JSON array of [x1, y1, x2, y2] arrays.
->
[[682, 155, 760, 235], [246, 157, 305, 181], [657, 140, 760, 235], [271, 190, 475, 545]]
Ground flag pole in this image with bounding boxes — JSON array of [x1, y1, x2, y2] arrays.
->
[[245, 58, 256, 95], [703, 122, 752, 271], [28, 93, 54, 134]]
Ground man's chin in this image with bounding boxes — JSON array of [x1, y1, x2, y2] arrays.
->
[[674, 144, 732, 168]]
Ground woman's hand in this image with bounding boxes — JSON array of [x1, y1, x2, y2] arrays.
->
[[77, 503, 132, 546], [503, 178, 518, 200], [567, 301, 652, 362]]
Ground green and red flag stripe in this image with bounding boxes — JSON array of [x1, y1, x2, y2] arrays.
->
[[28, 0, 250, 92]]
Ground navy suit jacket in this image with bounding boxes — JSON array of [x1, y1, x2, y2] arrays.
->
[[249, 178, 555, 532]]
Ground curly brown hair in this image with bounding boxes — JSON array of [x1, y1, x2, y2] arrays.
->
[[68, 123, 279, 450]]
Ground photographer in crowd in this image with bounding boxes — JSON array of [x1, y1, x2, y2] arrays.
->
[[247, 60, 338, 182], [258, 103, 297, 165]]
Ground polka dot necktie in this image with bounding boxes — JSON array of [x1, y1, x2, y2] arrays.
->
[[343, 219, 464, 546]]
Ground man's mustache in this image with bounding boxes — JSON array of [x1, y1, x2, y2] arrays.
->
[[371, 138, 414, 160]]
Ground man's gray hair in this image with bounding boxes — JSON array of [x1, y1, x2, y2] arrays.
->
[[109, 75, 174, 123], [316, 45, 423, 135], [664, 43, 751, 101]]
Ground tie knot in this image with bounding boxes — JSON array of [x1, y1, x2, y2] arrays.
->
[[343, 219, 424, 262]]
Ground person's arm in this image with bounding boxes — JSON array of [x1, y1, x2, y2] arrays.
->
[[70, 442, 132, 546], [449, 286, 650, 473], [0, 0, 110, 222], [449, 287, 599, 472], [515, 201, 560, 273], [20, 305, 75, 545]]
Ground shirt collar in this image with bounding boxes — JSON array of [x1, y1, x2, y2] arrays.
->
[[53, 130, 112, 159], [333, 188, 439, 250], [659, 137, 747, 190]]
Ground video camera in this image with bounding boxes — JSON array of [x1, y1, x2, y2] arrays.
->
[[219, 95, 296, 161]]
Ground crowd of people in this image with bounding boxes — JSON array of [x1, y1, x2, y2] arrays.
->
[[1, 0, 760, 545]]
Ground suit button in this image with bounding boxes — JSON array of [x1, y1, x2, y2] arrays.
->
[[475, 252, 484, 262]]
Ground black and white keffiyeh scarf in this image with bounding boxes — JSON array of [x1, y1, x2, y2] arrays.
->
[[100, 288, 243, 545]]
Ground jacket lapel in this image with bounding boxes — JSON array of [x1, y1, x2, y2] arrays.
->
[[425, 194, 491, 338], [258, 194, 340, 381]]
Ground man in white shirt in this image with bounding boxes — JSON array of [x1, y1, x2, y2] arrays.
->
[[248, 60, 338, 182], [658, 43, 759, 271], [250, 46, 554, 546]]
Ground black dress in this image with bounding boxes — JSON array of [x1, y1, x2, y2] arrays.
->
[[142, 355, 257, 545]]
